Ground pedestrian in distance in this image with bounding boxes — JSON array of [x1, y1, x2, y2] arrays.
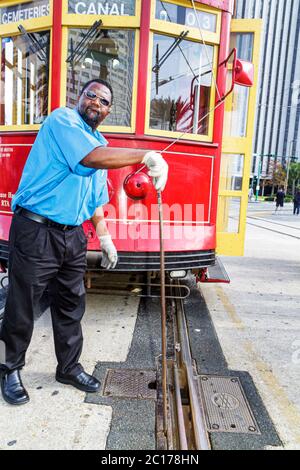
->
[[0, 78, 168, 406], [293, 189, 300, 215], [275, 187, 285, 213], [248, 187, 254, 202]]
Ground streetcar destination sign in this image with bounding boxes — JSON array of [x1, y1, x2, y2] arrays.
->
[[68, 1, 135, 16], [0, 0, 50, 25]]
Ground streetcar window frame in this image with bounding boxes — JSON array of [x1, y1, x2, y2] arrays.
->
[[0, 0, 53, 132], [65, 27, 138, 132], [145, 0, 221, 143], [0, 30, 51, 127], [61, 0, 141, 134]]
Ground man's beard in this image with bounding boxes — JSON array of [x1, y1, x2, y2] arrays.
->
[[78, 107, 100, 129]]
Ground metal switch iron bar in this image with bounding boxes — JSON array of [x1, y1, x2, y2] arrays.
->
[[158, 190, 168, 437]]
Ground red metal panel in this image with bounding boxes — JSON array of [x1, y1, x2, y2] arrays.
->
[[0, 133, 35, 239], [0, 137, 217, 255], [80, 135, 218, 253], [136, 224, 216, 251], [0, 215, 11, 241], [51, 0, 63, 110], [135, 0, 152, 135], [195, 0, 234, 14]]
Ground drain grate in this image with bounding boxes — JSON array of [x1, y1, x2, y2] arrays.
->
[[199, 375, 260, 434], [102, 369, 157, 400]]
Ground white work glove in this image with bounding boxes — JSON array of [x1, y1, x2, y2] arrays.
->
[[142, 151, 168, 192], [99, 234, 118, 269]]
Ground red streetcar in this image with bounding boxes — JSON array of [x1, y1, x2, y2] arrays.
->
[[0, 0, 260, 279]]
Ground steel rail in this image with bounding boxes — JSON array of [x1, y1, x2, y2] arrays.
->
[[175, 289, 211, 450], [247, 215, 300, 231], [173, 364, 188, 449], [157, 191, 168, 436], [245, 220, 300, 240]]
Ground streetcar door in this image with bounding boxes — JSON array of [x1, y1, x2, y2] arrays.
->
[[217, 19, 262, 256]]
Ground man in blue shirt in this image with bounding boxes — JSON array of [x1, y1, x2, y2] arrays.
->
[[0, 79, 168, 405]]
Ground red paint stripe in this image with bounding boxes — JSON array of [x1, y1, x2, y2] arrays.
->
[[194, 0, 234, 14], [211, 11, 232, 223], [51, 0, 63, 111], [135, 0, 152, 135]]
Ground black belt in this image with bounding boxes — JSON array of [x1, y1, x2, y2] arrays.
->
[[15, 206, 77, 231]]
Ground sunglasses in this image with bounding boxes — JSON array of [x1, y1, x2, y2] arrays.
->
[[84, 90, 110, 107]]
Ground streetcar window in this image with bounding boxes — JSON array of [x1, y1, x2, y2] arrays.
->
[[230, 33, 254, 62], [155, 1, 217, 33], [219, 154, 244, 191], [150, 34, 213, 136], [217, 196, 241, 233], [225, 82, 250, 137], [0, 31, 50, 126], [66, 29, 135, 128], [223, 32, 253, 138]]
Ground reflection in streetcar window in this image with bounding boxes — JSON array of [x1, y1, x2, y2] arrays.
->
[[219, 154, 244, 191], [217, 196, 241, 233], [224, 70, 250, 138], [150, 34, 213, 135], [0, 31, 50, 126], [66, 29, 135, 128], [230, 33, 254, 62]]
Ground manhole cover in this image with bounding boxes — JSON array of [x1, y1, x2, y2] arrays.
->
[[199, 375, 260, 434], [102, 369, 157, 400]]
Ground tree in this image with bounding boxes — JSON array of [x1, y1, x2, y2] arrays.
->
[[272, 163, 287, 190], [288, 162, 300, 195], [264, 161, 286, 195]]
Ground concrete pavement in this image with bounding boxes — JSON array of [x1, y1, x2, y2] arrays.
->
[[0, 292, 139, 450], [201, 202, 300, 449]]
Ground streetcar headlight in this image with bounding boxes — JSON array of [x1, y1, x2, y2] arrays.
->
[[170, 270, 187, 279]]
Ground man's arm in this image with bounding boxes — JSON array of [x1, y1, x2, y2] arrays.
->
[[91, 206, 108, 237], [81, 148, 169, 192], [91, 207, 118, 269], [81, 147, 147, 170]]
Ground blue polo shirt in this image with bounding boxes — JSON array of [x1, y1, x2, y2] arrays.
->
[[12, 107, 109, 225]]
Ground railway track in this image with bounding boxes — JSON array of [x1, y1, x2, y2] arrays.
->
[[0, 271, 263, 449], [247, 215, 300, 231], [156, 280, 210, 450], [84, 271, 211, 449], [246, 216, 300, 239]]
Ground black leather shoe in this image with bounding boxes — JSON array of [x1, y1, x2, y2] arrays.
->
[[1, 369, 30, 405], [56, 370, 100, 393]]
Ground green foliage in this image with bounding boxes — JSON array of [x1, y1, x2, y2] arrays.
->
[[288, 162, 300, 195], [272, 163, 287, 187]]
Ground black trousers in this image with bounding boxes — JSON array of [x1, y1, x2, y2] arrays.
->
[[0, 214, 87, 375]]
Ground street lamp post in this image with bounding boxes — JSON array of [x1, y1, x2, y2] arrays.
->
[[253, 154, 275, 202], [286, 140, 297, 193], [255, 155, 262, 201]]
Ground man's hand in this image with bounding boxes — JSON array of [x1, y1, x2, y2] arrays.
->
[[142, 151, 168, 192], [99, 234, 118, 269]]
